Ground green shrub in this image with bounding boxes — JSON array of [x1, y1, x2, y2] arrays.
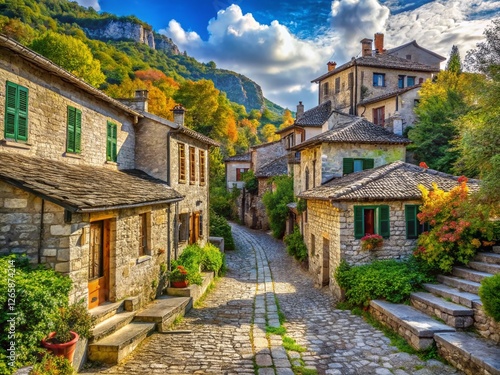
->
[[262, 175, 294, 238], [209, 210, 235, 250], [479, 273, 500, 322], [0, 255, 72, 372], [283, 226, 308, 262], [241, 170, 258, 195], [175, 244, 204, 285], [334, 257, 434, 306], [201, 243, 224, 275], [30, 352, 74, 375]]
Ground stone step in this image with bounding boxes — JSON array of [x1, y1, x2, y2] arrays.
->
[[493, 246, 500, 254], [437, 275, 481, 294], [88, 322, 155, 364], [369, 300, 455, 350], [422, 283, 481, 308], [467, 261, 500, 275], [89, 301, 124, 325], [134, 295, 192, 333], [452, 266, 493, 283], [475, 252, 500, 265], [90, 311, 136, 343], [435, 331, 500, 375], [410, 292, 474, 328]]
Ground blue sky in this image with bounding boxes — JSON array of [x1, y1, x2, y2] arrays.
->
[[78, 0, 500, 110]]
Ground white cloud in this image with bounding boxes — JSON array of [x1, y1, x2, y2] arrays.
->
[[73, 0, 100, 11]]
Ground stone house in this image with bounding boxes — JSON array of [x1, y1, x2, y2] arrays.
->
[[0, 34, 216, 310], [225, 152, 251, 190], [297, 161, 479, 296], [312, 33, 442, 131]]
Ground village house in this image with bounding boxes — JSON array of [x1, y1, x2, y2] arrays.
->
[[0, 34, 216, 313]]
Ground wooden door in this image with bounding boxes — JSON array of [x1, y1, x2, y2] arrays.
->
[[322, 238, 330, 286], [88, 221, 110, 309], [189, 212, 201, 244]]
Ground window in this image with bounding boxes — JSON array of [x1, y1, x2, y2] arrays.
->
[[199, 150, 206, 185], [398, 75, 405, 89], [66, 106, 82, 153], [372, 106, 385, 126], [406, 54, 412, 60], [178, 213, 190, 242], [354, 205, 390, 239], [311, 233, 316, 256], [4, 81, 28, 142], [405, 205, 429, 239], [189, 146, 196, 183], [312, 160, 316, 188], [348, 73, 354, 89], [407, 76, 416, 86], [236, 168, 249, 181], [106, 121, 117, 162], [285, 133, 294, 149], [305, 167, 310, 190], [343, 158, 374, 175], [323, 82, 329, 96], [178, 143, 186, 182], [334, 77, 340, 94], [138, 213, 150, 256], [373, 73, 385, 87], [199, 213, 204, 237]]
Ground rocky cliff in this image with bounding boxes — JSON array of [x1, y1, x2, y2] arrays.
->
[[207, 71, 264, 111]]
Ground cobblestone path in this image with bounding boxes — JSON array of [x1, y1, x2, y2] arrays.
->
[[86, 223, 461, 375]]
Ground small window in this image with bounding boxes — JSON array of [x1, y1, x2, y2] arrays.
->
[[4, 81, 29, 142], [236, 168, 249, 181], [323, 82, 329, 96], [398, 75, 405, 89], [199, 150, 206, 185], [407, 76, 416, 86], [311, 233, 316, 256], [354, 205, 390, 239], [372, 106, 385, 126], [335, 77, 341, 94], [348, 73, 354, 89], [305, 167, 310, 190], [178, 143, 186, 183], [373, 73, 385, 87], [106, 121, 117, 162], [343, 158, 374, 175], [189, 146, 196, 184], [405, 205, 429, 239], [406, 54, 412, 60], [138, 213, 150, 256], [178, 213, 190, 242], [66, 106, 82, 153]]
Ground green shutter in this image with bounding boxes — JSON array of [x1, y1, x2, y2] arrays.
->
[[106, 121, 117, 162], [363, 158, 374, 170], [5, 83, 17, 139], [354, 206, 364, 239], [75, 109, 82, 153], [343, 158, 354, 175], [379, 205, 390, 238], [16, 86, 28, 141], [106, 122, 112, 161], [111, 122, 117, 162], [67, 106, 76, 152], [405, 205, 417, 239]]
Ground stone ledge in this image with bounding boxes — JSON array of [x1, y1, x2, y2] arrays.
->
[[166, 271, 214, 302]]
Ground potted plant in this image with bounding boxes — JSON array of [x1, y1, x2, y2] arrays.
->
[[41, 299, 94, 362], [360, 234, 383, 251], [169, 265, 189, 288]]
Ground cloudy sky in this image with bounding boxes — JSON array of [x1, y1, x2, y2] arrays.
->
[[78, 0, 499, 110]]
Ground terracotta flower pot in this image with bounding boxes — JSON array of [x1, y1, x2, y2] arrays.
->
[[171, 280, 189, 288], [41, 331, 79, 362]]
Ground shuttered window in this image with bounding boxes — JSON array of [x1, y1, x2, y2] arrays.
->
[[343, 158, 374, 175], [178, 143, 186, 182], [405, 205, 429, 239], [106, 121, 117, 162], [4, 81, 29, 142], [189, 146, 196, 183], [199, 150, 206, 185], [354, 205, 390, 239], [67, 106, 82, 153]]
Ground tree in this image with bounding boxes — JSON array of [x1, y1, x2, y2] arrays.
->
[[465, 18, 500, 80], [262, 175, 294, 238], [446, 45, 462, 74], [30, 32, 105, 87], [279, 109, 294, 130], [261, 124, 279, 142], [174, 80, 219, 130]]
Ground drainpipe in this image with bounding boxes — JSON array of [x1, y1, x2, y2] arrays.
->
[[38, 199, 45, 264], [167, 204, 171, 272], [396, 94, 399, 111], [354, 60, 358, 116]]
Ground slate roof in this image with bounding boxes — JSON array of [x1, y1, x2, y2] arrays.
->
[[255, 155, 289, 178], [298, 161, 480, 202], [225, 152, 252, 162], [358, 85, 421, 106], [312, 53, 438, 83], [0, 152, 183, 212], [295, 100, 332, 127], [292, 116, 410, 151], [387, 40, 446, 61]]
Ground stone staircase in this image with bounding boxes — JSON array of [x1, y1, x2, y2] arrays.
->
[[370, 248, 500, 375]]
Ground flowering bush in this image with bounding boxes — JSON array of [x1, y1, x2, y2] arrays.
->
[[168, 265, 188, 282], [414, 177, 495, 272], [360, 234, 383, 251]]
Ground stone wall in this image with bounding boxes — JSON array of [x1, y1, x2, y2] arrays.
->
[[473, 303, 500, 343], [252, 141, 285, 172], [388, 45, 443, 71], [0, 49, 136, 170], [226, 161, 251, 190]]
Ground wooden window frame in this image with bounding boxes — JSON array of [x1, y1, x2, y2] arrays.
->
[[343, 158, 374, 175], [236, 168, 249, 182], [398, 75, 405, 89], [405, 205, 429, 239], [4, 81, 29, 142], [106, 121, 117, 162], [407, 76, 416, 87], [178, 143, 186, 183], [138, 212, 150, 257], [323, 82, 329, 96], [372, 106, 385, 126], [178, 213, 190, 243], [354, 205, 390, 239], [334, 77, 341, 94], [189, 146, 196, 184], [67, 106, 82, 154], [199, 149, 206, 185], [372, 73, 385, 87]]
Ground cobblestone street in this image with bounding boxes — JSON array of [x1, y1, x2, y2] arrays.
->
[[86, 223, 461, 375]]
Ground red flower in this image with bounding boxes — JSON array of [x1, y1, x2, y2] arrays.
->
[[419, 162, 429, 169], [457, 175, 468, 184]]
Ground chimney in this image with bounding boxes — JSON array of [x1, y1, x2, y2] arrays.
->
[[392, 112, 403, 135], [296, 101, 304, 119], [327, 61, 337, 72], [360, 38, 373, 57], [134, 90, 149, 112], [172, 104, 185, 126], [374, 33, 384, 54]]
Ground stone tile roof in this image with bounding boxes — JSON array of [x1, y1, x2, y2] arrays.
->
[[255, 155, 289, 178], [225, 152, 252, 162], [295, 100, 332, 127], [298, 161, 480, 201], [293, 116, 410, 150], [312, 54, 438, 83], [387, 40, 446, 61], [0, 152, 183, 212], [358, 85, 421, 106]]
